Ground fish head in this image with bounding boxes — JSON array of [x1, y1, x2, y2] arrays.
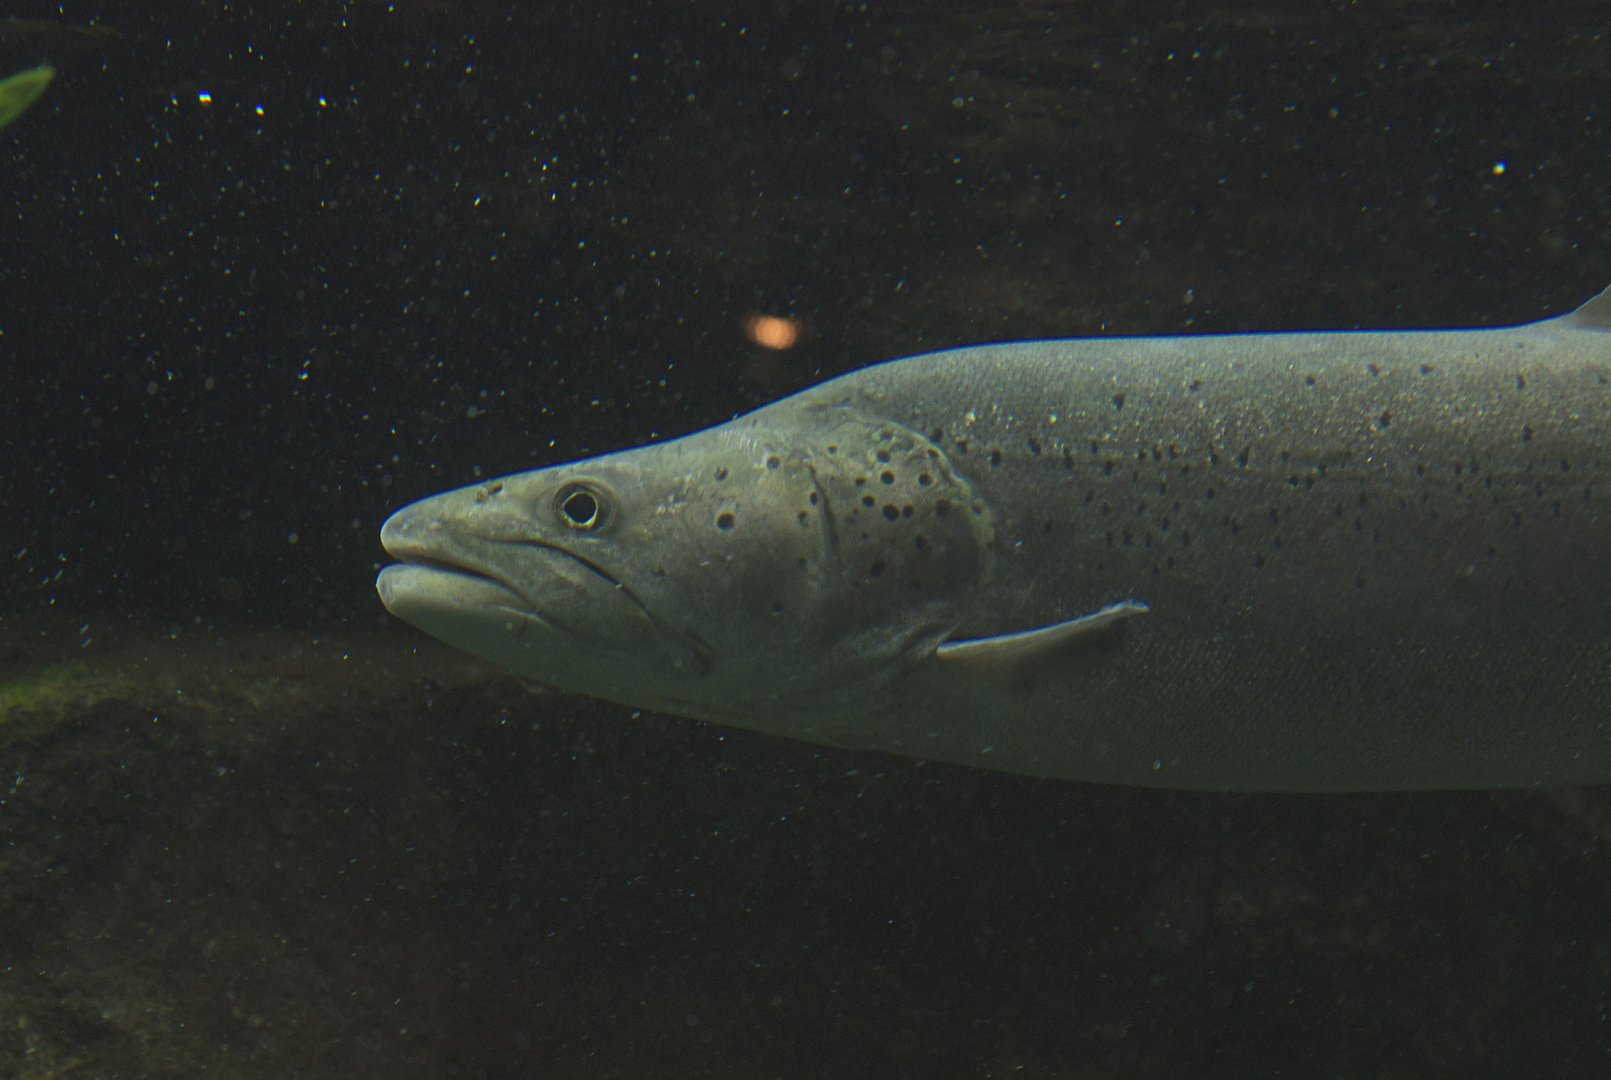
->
[[376, 408, 993, 719]]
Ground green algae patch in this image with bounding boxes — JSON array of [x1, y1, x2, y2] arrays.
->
[[0, 664, 113, 748], [0, 64, 55, 131]]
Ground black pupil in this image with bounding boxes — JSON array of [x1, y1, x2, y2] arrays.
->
[[561, 489, 598, 526]]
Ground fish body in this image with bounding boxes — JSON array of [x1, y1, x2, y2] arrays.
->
[[379, 290, 1611, 791]]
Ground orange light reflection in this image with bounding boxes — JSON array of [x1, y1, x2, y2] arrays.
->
[[744, 314, 800, 350]]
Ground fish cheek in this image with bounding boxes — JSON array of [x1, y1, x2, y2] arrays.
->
[[638, 469, 840, 652]]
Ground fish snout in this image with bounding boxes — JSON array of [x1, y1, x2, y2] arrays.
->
[[381, 483, 537, 561], [379, 504, 440, 561]]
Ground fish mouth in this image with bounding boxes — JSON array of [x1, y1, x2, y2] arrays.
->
[[377, 512, 537, 612], [375, 559, 533, 620]]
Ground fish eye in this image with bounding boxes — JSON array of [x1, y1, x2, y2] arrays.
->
[[555, 482, 609, 530]]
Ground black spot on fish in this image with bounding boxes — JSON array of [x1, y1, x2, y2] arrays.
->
[[880, 470, 895, 484], [1027, 437, 1042, 455], [869, 559, 885, 578], [1113, 393, 1127, 409], [882, 504, 899, 521], [717, 512, 735, 530], [809, 491, 819, 504], [935, 499, 951, 517], [1377, 410, 1391, 428], [918, 472, 933, 486], [876, 449, 891, 463], [989, 449, 1003, 467], [1367, 363, 1380, 376], [861, 494, 875, 507], [766, 455, 780, 469], [903, 504, 914, 517], [1189, 379, 1202, 392], [714, 467, 728, 480], [1420, 364, 1434, 375], [1516, 374, 1527, 390], [1304, 374, 1316, 387], [1522, 425, 1534, 442], [798, 511, 809, 526]]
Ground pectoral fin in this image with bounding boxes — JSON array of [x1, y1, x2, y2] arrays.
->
[[934, 600, 1148, 676]]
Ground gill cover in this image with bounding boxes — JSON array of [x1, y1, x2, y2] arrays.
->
[[782, 405, 996, 667]]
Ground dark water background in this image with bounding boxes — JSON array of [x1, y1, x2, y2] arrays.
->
[[4, 1, 1611, 1076]]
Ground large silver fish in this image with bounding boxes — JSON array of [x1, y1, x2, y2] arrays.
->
[[377, 288, 1611, 792]]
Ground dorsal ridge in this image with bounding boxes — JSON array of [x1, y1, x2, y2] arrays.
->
[[1559, 283, 1611, 331]]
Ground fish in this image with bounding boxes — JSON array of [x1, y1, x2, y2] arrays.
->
[[377, 286, 1611, 792], [0, 65, 54, 131]]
